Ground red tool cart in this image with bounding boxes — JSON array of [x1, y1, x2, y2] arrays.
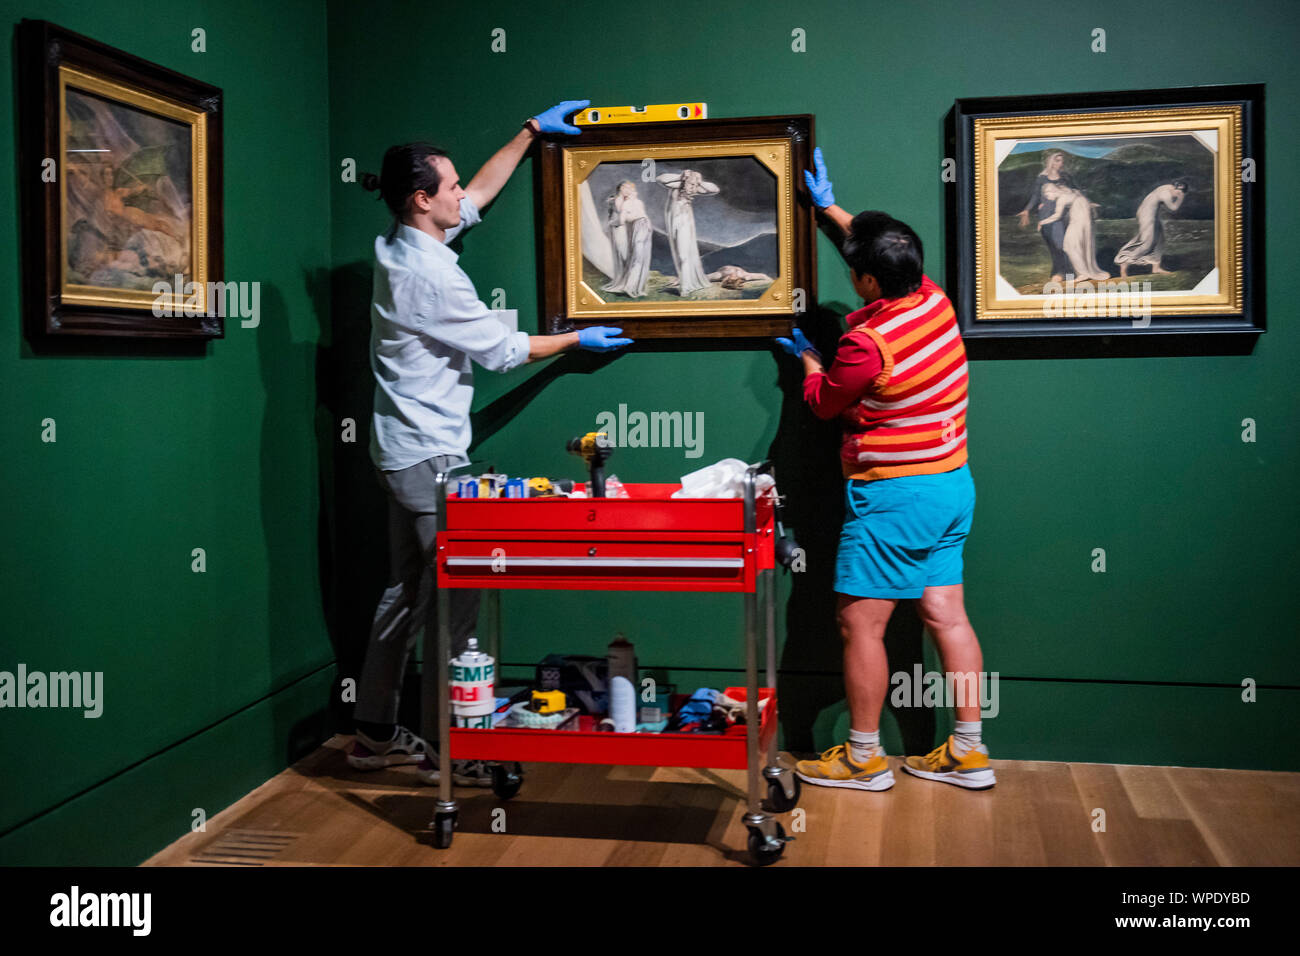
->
[[420, 461, 800, 865]]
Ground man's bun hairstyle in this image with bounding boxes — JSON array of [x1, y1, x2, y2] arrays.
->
[[842, 210, 924, 299], [360, 142, 448, 219]]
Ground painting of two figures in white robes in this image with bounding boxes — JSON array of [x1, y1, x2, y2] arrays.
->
[[579, 156, 779, 303]]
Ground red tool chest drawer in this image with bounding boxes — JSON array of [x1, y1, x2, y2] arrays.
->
[[439, 531, 753, 591], [444, 482, 773, 532], [437, 482, 775, 592]]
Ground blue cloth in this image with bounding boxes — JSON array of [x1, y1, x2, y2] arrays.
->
[[833, 464, 974, 599], [369, 196, 531, 471], [674, 688, 719, 725]]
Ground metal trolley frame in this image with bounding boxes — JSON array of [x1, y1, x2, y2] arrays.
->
[[421, 461, 800, 864]]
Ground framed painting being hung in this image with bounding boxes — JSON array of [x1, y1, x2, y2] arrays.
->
[[953, 85, 1262, 340], [19, 19, 224, 340], [537, 115, 815, 340]]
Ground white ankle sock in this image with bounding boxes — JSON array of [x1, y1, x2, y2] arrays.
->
[[951, 720, 982, 756], [848, 728, 881, 763]]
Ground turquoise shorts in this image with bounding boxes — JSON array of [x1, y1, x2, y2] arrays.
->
[[833, 464, 974, 600]]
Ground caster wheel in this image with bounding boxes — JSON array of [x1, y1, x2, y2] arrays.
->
[[432, 811, 457, 849], [764, 775, 801, 813], [491, 762, 523, 800], [747, 822, 786, 866]]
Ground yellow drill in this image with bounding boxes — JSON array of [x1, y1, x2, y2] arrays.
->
[[567, 431, 614, 497]]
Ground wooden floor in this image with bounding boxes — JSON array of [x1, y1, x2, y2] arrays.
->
[[144, 735, 1300, 866]]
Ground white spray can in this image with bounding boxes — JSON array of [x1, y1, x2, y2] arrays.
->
[[450, 638, 495, 729], [607, 632, 638, 733]]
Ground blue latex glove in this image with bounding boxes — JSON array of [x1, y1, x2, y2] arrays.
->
[[578, 326, 633, 352], [803, 146, 835, 208], [532, 99, 590, 135], [775, 327, 820, 359]]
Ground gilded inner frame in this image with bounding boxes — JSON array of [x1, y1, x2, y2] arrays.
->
[[561, 139, 795, 320], [974, 105, 1243, 322], [58, 64, 209, 314]]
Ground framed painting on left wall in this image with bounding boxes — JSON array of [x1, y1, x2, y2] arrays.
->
[[18, 20, 224, 340]]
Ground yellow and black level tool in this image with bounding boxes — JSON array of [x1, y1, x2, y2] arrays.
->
[[575, 103, 708, 126]]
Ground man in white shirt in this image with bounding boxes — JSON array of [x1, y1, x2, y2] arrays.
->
[[349, 102, 632, 784]]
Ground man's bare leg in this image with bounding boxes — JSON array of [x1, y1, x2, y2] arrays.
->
[[838, 594, 897, 731], [794, 593, 899, 790], [901, 582, 996, 788], [917, 584, 982, 721]]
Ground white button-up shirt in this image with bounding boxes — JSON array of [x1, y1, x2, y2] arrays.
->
[[369, 197, 531, 471]]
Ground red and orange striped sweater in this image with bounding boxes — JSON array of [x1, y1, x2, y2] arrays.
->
[[803, 275, 969, 481]]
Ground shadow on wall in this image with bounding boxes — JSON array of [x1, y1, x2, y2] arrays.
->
[[252, 280, 352, 764], [762, 302, 934, 755], [309, 263, 393, 734]]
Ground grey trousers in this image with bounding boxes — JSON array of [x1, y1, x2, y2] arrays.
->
[[354, 454, 480, 727]]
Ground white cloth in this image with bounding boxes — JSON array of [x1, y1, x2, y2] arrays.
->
[[673, 458, 776, 499], [369, 197, 531, 470]]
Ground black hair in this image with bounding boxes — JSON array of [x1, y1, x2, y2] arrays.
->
[[841, 210, 924, 299], [1171, 179, 1189, 192], [361, 142, 448, 238]]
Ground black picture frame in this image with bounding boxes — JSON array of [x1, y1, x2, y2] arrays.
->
[[949, 85, 1263, 344], [536, 115, 816, 342]]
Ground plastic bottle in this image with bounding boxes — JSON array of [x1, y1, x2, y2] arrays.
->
[[607, 632, 638, 732]]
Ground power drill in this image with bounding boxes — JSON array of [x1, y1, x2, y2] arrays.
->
[[567, 431, 614, 497]]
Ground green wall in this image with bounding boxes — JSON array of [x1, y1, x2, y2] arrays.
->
[[2, 0, 1296, 866], [326, 0, 1298, 768], [0, 1, 335, 863]]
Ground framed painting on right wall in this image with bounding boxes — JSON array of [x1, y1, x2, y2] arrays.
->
[[952, 85, 1263, 340]]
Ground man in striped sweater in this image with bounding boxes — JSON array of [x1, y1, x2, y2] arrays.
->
[[776, 148, 995, 792]]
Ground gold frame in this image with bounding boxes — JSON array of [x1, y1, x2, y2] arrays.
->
[[58, 64, 209, 313], [974, 105, 1242, 321], [562, 139, 795, 319]]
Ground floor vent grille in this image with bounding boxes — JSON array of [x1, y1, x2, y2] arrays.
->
[[190, 829, 299, 866]]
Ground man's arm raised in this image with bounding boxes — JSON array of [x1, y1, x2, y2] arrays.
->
[[465, 99, 589, 211]]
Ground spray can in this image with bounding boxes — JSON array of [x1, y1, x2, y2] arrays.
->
[[606, 632, 638, 733], [450, 638, 495, 728]]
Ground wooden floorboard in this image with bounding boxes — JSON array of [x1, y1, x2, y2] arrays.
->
[[142, 736, 1300, 867]]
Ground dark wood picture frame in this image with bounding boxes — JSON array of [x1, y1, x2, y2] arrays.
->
[[950, 85, 1263, 342], [536, 115, 815, 342], [18, 19, 224, 341]]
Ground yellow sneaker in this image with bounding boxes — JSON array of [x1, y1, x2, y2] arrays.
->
[[795, 743, 895, 791], [901, 735, 996, 790]]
